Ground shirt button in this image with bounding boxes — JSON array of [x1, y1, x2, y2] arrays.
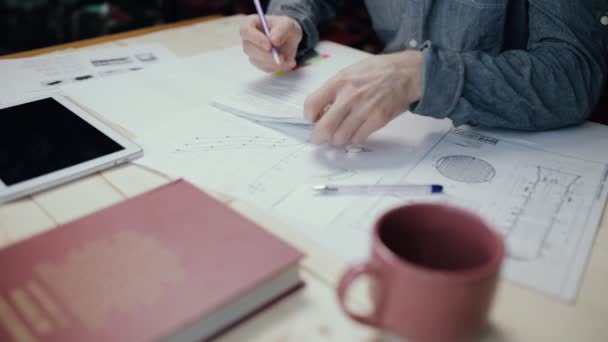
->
[[409, 39, 419, 48], [601, 16, 608, 26]]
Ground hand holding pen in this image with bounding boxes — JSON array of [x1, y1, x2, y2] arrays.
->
[[240, 2, 303, 73]]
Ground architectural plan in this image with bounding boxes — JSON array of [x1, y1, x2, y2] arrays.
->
[[264, 129, 607, 301], [389, 129, 606, 300]]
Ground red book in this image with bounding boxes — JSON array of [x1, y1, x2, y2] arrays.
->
[[0, 180, 303, 342]]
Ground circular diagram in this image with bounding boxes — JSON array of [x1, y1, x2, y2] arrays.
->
[[435, 155, 495, 183]]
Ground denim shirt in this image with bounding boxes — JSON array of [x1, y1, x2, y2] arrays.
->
[[268, 0, 608, 130]]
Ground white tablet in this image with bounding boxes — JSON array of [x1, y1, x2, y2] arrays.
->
[[0, 95, 143, 203]]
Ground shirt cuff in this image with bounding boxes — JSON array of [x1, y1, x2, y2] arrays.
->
[[412, 42, 465, 122], [267, 5, 319, 59]]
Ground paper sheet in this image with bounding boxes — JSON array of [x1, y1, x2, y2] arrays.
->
[[404, 129, 608, 300], [0, 43, 177, 105], [131, 103, 451, 204], [300, 128, 608, 301], [59, 41, 608, 301]]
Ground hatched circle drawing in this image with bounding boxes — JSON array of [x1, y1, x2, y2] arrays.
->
[[435, 155, 496, 183]]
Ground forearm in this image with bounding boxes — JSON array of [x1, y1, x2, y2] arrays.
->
[[414, 44, 606, 130], [268, 0, 342, 57], [413, 0, 607, 130]]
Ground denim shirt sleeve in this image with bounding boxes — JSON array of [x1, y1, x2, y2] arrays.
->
[[413, 0, 608, 130], [268, 0, 342, 58]]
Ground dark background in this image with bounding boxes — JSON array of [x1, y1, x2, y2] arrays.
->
[[0, 0, 381, 55]]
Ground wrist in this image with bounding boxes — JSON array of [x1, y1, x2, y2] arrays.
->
[[393, 51, 423, 105], [285, 16, 310, 61], [407, 51, 424, 104]]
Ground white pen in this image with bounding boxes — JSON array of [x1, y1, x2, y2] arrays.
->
[[253, 0, 281, 65], [312, 184, 444, 195]]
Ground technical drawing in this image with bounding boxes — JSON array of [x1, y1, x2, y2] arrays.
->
[[435, 155, 496, 183], [501, 166, 581, 261], [244, 146, 361, 208]]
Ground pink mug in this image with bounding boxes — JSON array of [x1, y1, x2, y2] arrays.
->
[[337, 203, 505, 342]]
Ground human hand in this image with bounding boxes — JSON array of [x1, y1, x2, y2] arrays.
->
[[304, 51, 424, 145], [240, 14, 303, 73]]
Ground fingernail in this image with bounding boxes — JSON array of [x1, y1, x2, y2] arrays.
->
[[304, 112, 318, 123]]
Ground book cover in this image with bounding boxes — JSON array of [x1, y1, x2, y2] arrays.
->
[[0, 179, 303, 341]]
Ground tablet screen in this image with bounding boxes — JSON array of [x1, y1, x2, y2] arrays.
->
[[0, 98, 124, 186]]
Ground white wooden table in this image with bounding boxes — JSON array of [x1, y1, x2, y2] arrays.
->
[[1, 15, 607, 342]]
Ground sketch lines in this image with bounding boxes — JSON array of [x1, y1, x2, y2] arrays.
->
[[172, 135, 302, 153], [242, 144, 377, 209], [503, 166, 581, 261]]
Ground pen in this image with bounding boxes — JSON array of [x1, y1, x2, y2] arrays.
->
[[253, 0, 281, 65], [312, 184, 444, 195]]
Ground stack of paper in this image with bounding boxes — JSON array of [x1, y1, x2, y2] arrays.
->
[[211, 44, 370, 138]]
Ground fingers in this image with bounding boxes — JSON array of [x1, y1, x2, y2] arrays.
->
[[351, 115, 389, 144], [267, 16, 300, 69], [240, 15, 301, 73], [313, 105, 388, 146], [279, 34, 299, 69], [243, 41, 295, 72], [310, 98, 352, 144], [304, 78, 343, 123], [240, 15, 271, 51], [306, 76, 390, 144], [332, 110, 368, 145], [269, 17, 298, 47]]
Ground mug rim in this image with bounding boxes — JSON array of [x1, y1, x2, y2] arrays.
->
[[373, 203, 505, 283]]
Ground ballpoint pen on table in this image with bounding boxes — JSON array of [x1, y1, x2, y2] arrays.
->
[[312, 184, 444, 195], [253, 0, 281, 65]]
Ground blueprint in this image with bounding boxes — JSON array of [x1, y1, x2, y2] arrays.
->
[[264, 129, 607, 301], [327, 129, 608, 301]]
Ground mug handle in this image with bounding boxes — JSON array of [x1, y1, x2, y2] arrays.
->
[[337, 263, 384, 327]]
